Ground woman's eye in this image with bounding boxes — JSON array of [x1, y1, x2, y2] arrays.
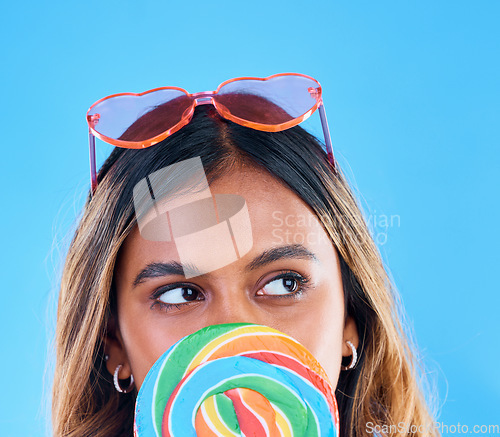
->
[[157, 286, 202, 305], [260, 273, 310, 297]]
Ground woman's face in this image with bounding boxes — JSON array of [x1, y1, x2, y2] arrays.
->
[[107, 165, 358, 390]]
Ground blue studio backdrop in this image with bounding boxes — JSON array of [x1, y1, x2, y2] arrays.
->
[[1, 1, 498, 435]]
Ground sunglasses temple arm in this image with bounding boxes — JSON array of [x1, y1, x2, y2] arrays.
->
[[89, 130, 97, 197], [318, 102, 337, 173]]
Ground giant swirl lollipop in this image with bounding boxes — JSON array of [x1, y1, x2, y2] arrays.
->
[[134, 323, 340, 436]]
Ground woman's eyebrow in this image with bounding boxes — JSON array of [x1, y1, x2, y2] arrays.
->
[[132, 261, 201, 287], [132, 244, 318, 287], [244, 244, 318, 271]]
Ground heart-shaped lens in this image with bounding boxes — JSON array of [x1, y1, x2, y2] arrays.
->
[[87, 89, 194, 146], [214, 74, 321, 127]]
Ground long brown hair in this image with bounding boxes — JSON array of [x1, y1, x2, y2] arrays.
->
[[52, 105, 439, 436]]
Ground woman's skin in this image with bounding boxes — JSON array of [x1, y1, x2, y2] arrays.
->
[[106, 164, 359, 390]]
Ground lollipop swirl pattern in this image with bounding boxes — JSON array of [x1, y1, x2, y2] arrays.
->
[[134, 323, 340, 437]]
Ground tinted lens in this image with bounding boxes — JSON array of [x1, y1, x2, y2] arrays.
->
[[215, 75, 320, 125], [88, 89, 193, 142]]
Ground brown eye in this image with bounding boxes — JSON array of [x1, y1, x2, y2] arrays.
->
[[282, 278, 298, 292], [262, 275, 300, 296], [158, 286, 202, 304]]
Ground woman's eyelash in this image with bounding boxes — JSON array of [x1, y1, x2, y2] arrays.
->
[[149, 283, 203, 311], [264, 271, 311, 299], [150, 301, 190, 312], [150, 283, 200, 300]]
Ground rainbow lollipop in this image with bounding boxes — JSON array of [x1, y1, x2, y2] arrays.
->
[[134, 323, 340, 436]]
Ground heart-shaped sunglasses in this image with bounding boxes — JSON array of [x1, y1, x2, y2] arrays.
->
[[87, 73, 336, 196]]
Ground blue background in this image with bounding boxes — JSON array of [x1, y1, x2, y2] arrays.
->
[[1, 1, 498, 435]]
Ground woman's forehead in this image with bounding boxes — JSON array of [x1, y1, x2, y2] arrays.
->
[[129, 166, 326, 243], [117, 166, 334, 279]]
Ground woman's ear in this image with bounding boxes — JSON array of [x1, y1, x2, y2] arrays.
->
[[104, 314, 132, 379], [342, 316, 359, 356]]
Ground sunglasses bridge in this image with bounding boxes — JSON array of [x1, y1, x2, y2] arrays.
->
[[191, 90, 217, 106]]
